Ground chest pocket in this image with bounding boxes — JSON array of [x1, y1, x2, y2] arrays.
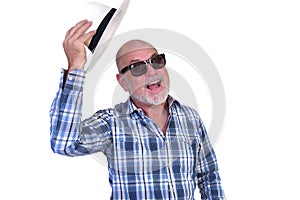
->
[[166, 133, 199, 175]]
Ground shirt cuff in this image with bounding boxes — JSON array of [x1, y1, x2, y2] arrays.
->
[[61, 68, 86, 93]]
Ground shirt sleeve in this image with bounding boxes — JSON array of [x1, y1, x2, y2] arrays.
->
[[196, 118, 226, 199], [49, 68, 112, 156]]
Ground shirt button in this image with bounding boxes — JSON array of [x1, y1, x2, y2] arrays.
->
[[68, 77, 73, 81]]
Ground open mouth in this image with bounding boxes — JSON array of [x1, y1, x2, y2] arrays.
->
[[146, 81, 161, 90]]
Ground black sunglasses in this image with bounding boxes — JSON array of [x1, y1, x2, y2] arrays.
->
[[120, 54, 166, 76]]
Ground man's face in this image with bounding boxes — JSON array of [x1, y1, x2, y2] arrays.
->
[[117, 48, 170, 106]]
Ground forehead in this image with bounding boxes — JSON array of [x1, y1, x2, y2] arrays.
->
[[118, 48, 158, 67]]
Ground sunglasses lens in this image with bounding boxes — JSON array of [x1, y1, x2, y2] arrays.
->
[[151, 54, 166, 69], [131, 62, 147, 76]]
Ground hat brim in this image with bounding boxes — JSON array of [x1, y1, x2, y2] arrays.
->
[[84, 0, 130, 72]]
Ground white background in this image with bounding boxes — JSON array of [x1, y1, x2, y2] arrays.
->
[[1, 0, 299, 199]]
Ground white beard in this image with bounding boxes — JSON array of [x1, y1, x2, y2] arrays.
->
[[125, 75, 169, 106], [131, 88, 169, 106]]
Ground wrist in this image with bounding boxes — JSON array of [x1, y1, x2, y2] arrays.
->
[[68, 59, 86, 72], [68, 65, 84, 73]]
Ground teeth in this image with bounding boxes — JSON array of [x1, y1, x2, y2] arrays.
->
[[148, 81, 160, 86], [146, 81, 161, 89]]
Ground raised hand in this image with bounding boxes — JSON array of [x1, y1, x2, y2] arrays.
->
[[63, 20, 96, 72]]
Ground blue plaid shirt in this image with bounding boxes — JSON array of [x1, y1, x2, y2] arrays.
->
[[50, 69, 225, 200]]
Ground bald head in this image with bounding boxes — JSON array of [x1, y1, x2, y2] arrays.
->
[[116, 40, 157, 70]]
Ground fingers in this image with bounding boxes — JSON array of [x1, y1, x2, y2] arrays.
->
[[65, 19, 94, 42]]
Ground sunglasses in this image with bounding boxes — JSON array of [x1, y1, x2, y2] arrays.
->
[[120, 54, 166, 76]]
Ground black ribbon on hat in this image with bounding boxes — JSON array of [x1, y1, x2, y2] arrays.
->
[[88, 8, 117, 52]]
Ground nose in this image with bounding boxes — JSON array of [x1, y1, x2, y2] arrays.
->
[[145, 63, 156, 77]]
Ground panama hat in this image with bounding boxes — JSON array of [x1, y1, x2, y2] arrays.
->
[[81, 0, 130, 71]]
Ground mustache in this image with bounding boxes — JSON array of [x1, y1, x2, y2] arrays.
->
[[144, 75, 164, 86]]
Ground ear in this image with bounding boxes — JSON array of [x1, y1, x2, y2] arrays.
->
[[116, 74, 129, 92]]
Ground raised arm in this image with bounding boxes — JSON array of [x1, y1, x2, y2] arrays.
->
[[49, 20, 112, 157]]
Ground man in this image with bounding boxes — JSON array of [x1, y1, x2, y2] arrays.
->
[[50, 20, 225, 199]]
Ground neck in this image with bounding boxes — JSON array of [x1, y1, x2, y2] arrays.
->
[[132, 98, 169, 134], [133, 98, 167, 114]]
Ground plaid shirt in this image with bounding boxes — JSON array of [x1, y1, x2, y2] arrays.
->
[[50, 69, 225, 200]]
